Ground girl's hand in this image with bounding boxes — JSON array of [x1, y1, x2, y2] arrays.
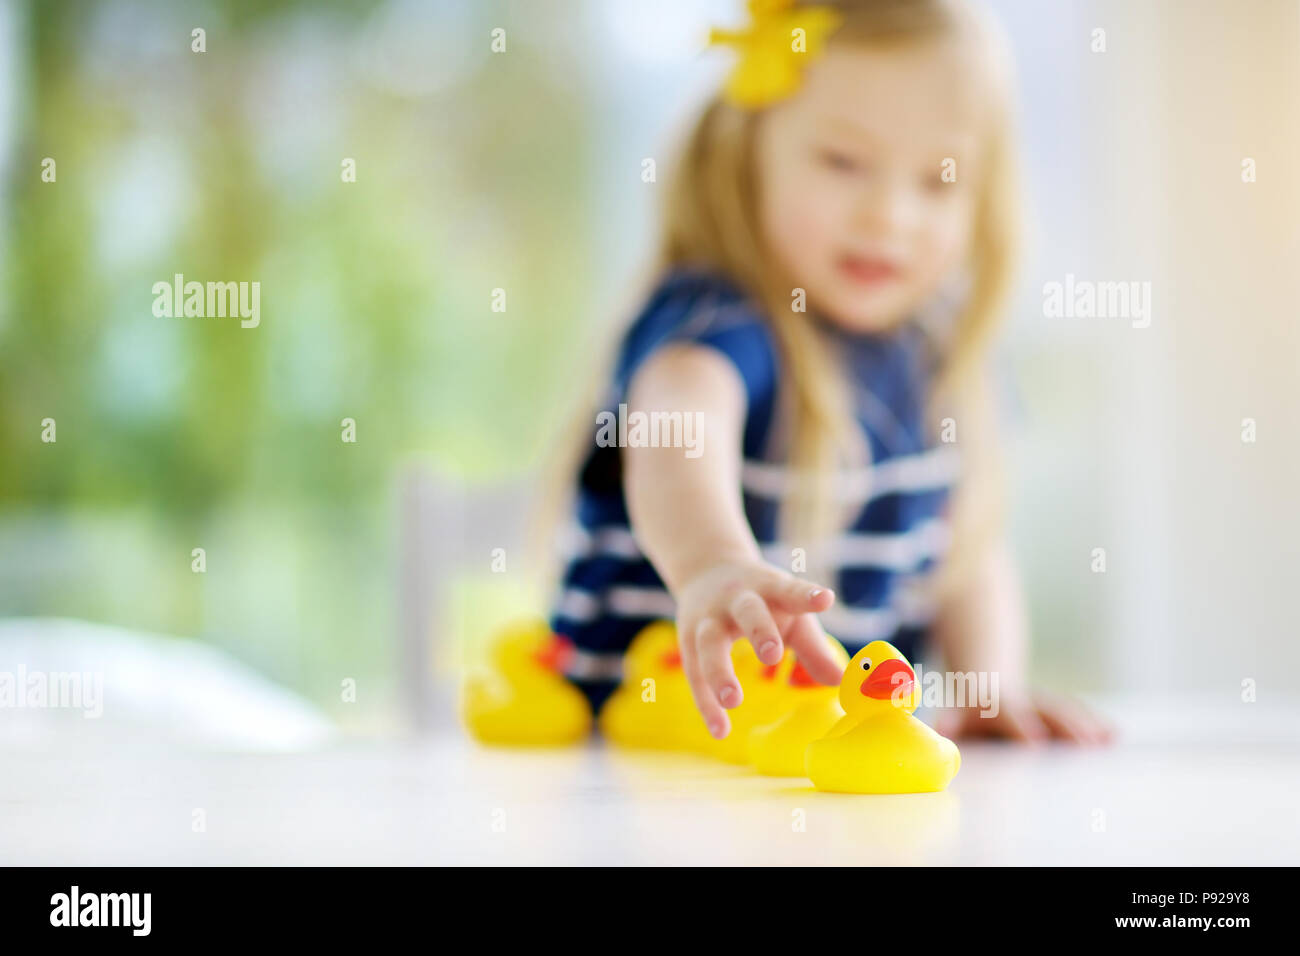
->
[[934, 689, 1115, 745], [673, 561, 842, 739]]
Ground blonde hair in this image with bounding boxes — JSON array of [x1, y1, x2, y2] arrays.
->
[[541, 0, 1020, 601]]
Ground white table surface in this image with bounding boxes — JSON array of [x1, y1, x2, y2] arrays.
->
[[3, 697, 1297, 866]]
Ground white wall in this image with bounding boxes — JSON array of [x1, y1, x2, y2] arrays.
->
[[994, 0, 1300, 695]]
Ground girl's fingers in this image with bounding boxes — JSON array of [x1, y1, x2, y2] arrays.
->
[[1035, 707, 1091, 744], [996, 704, 1051, 743], [938, 695, 1115, 745], [1034, 694, 1113, 746], [687, 618, 732, 738], [729, 590, 783, 665], [696, 616, 743, 710], [783, 614, 845, 686], [762, 575, 835, 615]]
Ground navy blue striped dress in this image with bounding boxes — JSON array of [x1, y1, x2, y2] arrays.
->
[[550, 268, 959, 711]]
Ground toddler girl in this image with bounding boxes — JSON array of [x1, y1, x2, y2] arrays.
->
[[546, 0, 1110, 744]]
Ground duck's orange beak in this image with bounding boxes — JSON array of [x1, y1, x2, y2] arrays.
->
[[789, 661, 817, 687], [534, 635, 576, 672], [860, 658, 915, 700]]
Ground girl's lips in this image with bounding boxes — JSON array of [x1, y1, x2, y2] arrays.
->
[[838, 254, 900, 284]]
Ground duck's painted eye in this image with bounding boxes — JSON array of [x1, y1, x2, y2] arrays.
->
[[859, 658, 872, 671]]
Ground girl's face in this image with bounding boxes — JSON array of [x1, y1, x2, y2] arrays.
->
[[756, 40, 982, 334]]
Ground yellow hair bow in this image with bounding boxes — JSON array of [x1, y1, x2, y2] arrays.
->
[[709, 0, 842, 108]]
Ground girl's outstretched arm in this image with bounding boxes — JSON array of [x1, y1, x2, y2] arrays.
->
[[623, 344, 842, 739]]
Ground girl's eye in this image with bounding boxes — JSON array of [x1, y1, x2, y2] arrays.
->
[[924, 173, 951, 194], [818, 149, 859, 174], [859, 658, 872, 671]]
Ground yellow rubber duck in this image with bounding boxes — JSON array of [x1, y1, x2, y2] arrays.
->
[[805, 640, 960, 793], [601, 621, 799, 763], [748, 642, 850, 777], [599, 621, 713, 753], [462, 620, 593, 746]]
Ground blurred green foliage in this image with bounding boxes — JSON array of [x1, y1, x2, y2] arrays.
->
[[0, 0, 598, 720]]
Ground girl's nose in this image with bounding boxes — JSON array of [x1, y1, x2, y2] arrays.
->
[[853, 179, 921, 236]]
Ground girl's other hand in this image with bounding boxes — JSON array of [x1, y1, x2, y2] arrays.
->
[[934, 690, 1115, 745], [673, 562, 841, 739]]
